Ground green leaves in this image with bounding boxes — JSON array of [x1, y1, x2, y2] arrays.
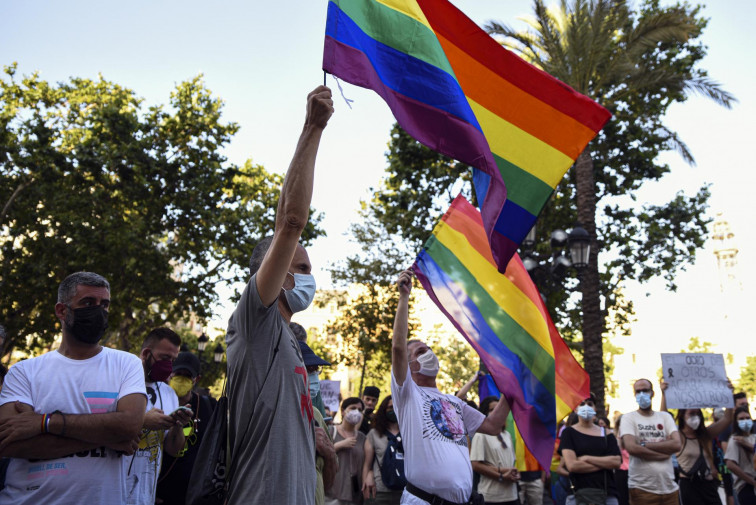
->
[[0, 65, 323, 356]]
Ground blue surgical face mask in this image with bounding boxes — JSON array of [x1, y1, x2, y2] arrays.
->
[[577, 405, 596, 420], [308, 371, 320, 397], [738, 419, 753, 432], [283, 273, 316, 313], [636, 392, 652, 409]]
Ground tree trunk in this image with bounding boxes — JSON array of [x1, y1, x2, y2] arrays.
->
[[574, 149, 606, 415]]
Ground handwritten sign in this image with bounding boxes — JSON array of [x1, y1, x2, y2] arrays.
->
[[319, 379, 341, 414], [661, 353, 733, 409]]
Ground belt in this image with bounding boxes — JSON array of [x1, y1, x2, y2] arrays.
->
[[405, 482, 468, 505]]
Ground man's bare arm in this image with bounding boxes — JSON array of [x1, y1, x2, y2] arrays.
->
[[392, 270, 413, 386], [645, 432, 681, 455], [256, 86, 334, 307], [621, 434, 671, 460], [0, 401, 141, 459]]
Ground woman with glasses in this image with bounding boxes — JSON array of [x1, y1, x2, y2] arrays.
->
[[362, 395, 404, 505], [326, 397, 367, 505], [558, 394, 622, 505], [724, 406, 756, 505]]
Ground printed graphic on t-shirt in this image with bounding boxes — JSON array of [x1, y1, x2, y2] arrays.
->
[[83, 391, 118, 413], [420, 389, 467, 446], [635, 421, 667, 442]]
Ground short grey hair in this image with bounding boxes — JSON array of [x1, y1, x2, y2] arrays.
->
[[289, 322, 308, 342], [249, 236, 274, 277], [57, 272, 110, 304]]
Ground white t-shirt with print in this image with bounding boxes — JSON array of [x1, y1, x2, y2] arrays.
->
[[391, 366, 485, 503], [619, 409, 679, 494], [0, 347, 146, 505], [123, 380, 179, 505]]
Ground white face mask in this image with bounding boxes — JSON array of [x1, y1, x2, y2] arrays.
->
[[686, 415, 701, 430], [344, 409, 363, 425], [577, 405, 596, 421], [282, 272, 316, 313], [410, 349, 440, 377]]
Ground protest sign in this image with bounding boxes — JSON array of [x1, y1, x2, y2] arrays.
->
[[319, 379, 341, 414], [661, 353, 733, 409]]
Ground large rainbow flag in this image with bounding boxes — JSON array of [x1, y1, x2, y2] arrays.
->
[[413, 195, 590, 468], [323, 0, 611, 271]]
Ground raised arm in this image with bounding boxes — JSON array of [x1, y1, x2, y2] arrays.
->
[[659, 379, 668, 412], [255, 86, 334, 306], [456, 371, 481, 400], [477, 396, 511, 436], [392, 269, 413, 386]]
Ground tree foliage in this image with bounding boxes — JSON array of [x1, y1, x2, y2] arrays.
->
[[0, 64, 323, 357], [738, 356, 756, 400]]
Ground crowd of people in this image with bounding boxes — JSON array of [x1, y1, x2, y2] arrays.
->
[[0, 86, 752, 505]]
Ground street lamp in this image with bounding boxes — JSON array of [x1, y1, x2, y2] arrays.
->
[[568, 224, 590, 269], [520, 222, 590, 295], [213, 343, 224, 363], [197, 332, 209, 352]]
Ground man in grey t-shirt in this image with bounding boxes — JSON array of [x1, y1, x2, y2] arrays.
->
[[225, 86, 334, 505]]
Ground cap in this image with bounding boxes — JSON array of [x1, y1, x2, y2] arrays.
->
[[298, 340, 330, 367], [173, 352, 201, 378], [363, 386, 380, 398]]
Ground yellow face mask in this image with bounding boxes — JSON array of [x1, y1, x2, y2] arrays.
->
[[170, 375, 194, 397]]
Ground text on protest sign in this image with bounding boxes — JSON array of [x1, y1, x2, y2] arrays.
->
[[661, 353, 733, 409], [319, 379, 341, 414]]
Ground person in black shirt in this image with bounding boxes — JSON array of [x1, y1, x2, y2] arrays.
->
[[155, 352, 217, 505], [559, 394, 622, 505]]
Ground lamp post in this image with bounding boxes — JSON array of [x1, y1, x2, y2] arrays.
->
[[520, 223, 590, 298]]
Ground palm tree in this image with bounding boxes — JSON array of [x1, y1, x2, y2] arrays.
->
[[486, 0, 735, 414]]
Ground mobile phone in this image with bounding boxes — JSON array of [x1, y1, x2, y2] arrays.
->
[[170, 406, 193, 417]]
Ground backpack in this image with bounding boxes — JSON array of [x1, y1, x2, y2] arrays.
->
[[379, 431, 407, 490]]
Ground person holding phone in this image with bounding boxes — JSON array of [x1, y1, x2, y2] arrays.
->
[[126, 327, 193, 505]]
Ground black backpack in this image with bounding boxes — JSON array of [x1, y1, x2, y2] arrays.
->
[[379, 431, 407, 490]]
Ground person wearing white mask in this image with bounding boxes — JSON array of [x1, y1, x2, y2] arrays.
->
[[725, 406, 756, 505], [326, 398, 367, 505], [673, 405, 733, 505], [619, 379, 681, 505], [558, 394, 622, 505], [391, 269, 512, 505], [224, 85, 334, 505]]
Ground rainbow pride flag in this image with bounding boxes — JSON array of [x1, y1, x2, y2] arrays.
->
[[323, 0, 611, 271], [413, 195, 589, 468]]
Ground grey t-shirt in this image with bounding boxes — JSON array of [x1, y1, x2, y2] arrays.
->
[[226, 274, 316, 505]]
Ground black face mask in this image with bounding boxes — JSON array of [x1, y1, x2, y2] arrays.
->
[[386, 410, 398, 423], [66, 305, 108, 344]]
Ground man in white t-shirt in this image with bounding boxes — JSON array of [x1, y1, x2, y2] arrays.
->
[[619, 378, 681, 505], [124, 327, 191, 504], [0, 271, 147, 505], [391, 270, 512, 505]]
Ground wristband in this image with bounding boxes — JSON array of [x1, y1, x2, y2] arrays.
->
[[41, 413, 49, 434], [53, 410, 66, 437]]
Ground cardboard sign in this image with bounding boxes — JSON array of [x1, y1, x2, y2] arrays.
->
[[661, 353, 734, 409], [319, 379, 341, 414]]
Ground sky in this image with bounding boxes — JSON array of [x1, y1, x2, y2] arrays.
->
[[2, 1, 755, 387]]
